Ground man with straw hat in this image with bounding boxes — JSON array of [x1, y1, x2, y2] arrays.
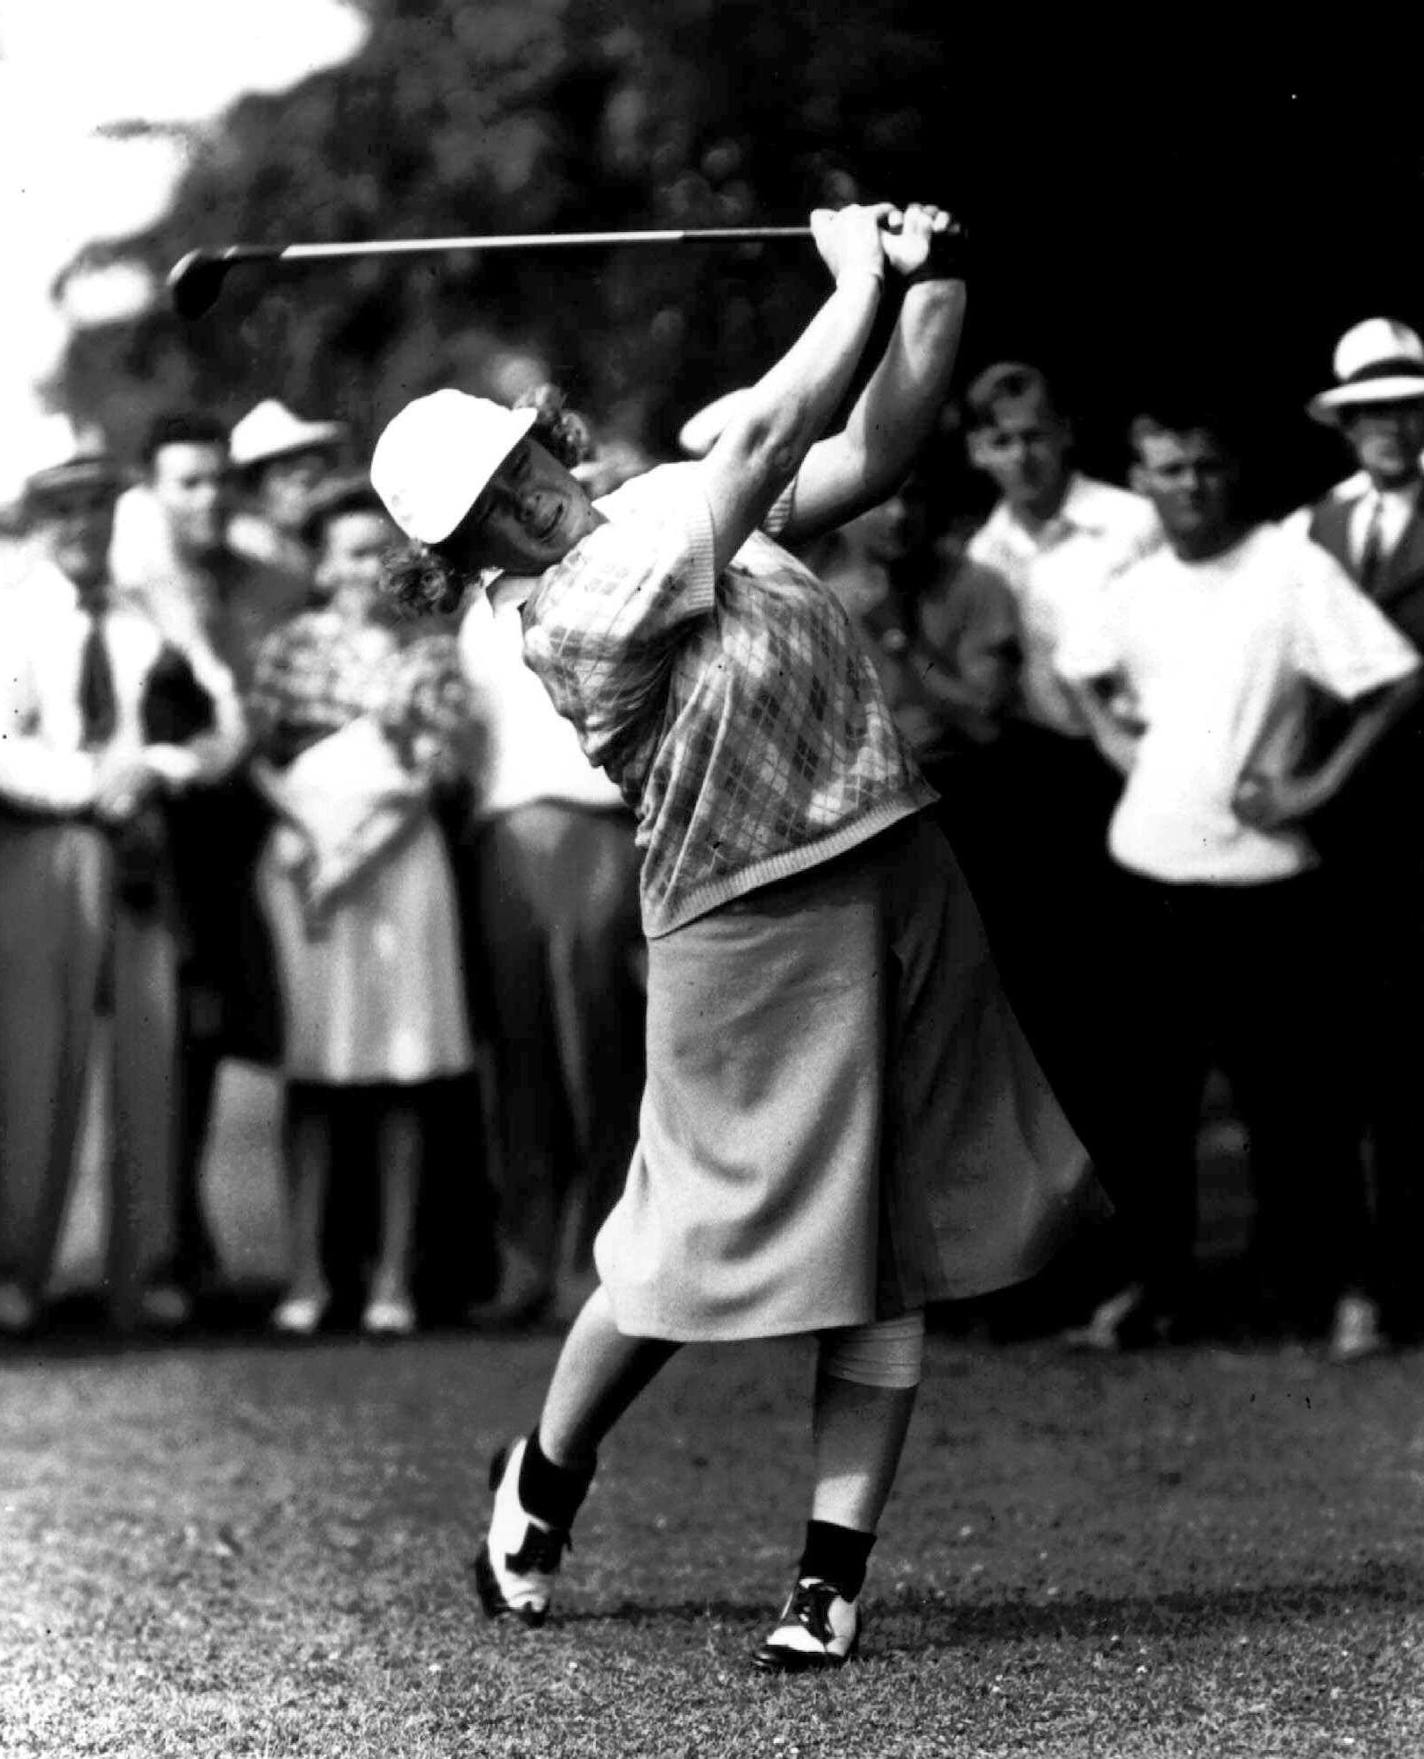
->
[[228, 398, 346, 589], [1288, 318, 1424, 1361], [0, 418, 244, 1335]]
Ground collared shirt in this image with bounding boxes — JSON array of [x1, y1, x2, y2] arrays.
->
[[915, 554, 1022, 749], [519, 464, 934, 938], [0, 557, 246, 815], [1347, 478, 1422, 569], [1281, 471, 1371, 544], [1057, 524, 1421, 885], [1282, 470, 1424, 553], [833, 555, 1019, 759], [966, 473, 1162, 736], [117, 542, 310, 696], [459, 587, 626, 819]]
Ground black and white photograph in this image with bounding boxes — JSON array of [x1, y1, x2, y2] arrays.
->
[[2, 6, 1422, 1754]]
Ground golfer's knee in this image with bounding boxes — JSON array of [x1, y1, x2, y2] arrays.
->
[[816, 1311, 925, 1390]]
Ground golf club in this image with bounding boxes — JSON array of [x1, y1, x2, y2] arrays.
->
[[167, 227, 819, 320], [167, 216, 967, 319]]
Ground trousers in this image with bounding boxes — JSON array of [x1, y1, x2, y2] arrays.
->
[[463, 802, 645, 1307], [0, 820, 179, 1317]]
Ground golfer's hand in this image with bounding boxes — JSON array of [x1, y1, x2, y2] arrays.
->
[[810, 203, 895, 288], [880, 203, 952, 278]]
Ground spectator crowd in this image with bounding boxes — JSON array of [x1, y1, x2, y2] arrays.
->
[[2, 310, 1423, 1365]]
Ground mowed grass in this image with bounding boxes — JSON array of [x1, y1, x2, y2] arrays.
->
[[1, 1330, 1421, 1758]]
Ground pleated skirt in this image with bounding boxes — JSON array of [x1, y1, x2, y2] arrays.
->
[[594, 813, 1105, 1341], [259, 816, 474, 1086]]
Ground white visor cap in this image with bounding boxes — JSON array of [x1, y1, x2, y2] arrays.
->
[[370, 390, 538, 544]]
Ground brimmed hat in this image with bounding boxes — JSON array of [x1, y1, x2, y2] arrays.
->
[[229, 399, 346, 470], [370, 390, 537, 545], [299, 472, 390, 548], [1308, 318, 1424, 424], [22, 415, 124, 507]]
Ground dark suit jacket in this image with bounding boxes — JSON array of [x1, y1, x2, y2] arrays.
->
[[1303, 490, 1424, 869], [1307, 492, 1424, 648]]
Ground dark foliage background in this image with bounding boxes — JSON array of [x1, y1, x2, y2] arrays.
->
[[58, 3, 1424, 519]]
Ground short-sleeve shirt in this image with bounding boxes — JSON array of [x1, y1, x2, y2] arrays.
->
[[1056, 522, 1421, 884], [967, 474, 1162, 737], [519, 464, 934, 937]]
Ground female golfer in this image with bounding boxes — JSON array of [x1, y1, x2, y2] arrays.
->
[[370, 201, 1096, 1671]]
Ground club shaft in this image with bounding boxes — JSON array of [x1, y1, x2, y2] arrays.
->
[[217, 227, 815, 268]]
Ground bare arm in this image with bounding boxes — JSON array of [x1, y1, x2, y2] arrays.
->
[[781, 206, 966, 547], [1072, 676, 1143, 777], [696, 203, 893, 572], [1234, 671, 1424, 829]]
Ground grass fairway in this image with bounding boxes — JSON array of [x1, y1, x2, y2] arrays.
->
[[1, 1331, 1420, 1757]]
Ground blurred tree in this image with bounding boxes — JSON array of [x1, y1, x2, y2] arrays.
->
[[55, 5, 1424, 518], [59, 0, 963, 466]]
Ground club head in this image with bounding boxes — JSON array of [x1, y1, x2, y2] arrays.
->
[[167, 251, 233, 320]]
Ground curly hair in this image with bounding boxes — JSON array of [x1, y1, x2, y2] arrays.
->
[[381, 539, 468, 622], [379, 382, 594, 622], [512, 382, 594, 470]]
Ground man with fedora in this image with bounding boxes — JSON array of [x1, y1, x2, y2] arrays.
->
[[1299, 319, 1424, 628], [1283, 318, 1424, 1358], [228, 398, 346, 592], [0, 420, 245, 1334]]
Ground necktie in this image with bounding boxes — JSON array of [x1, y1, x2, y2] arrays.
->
[[1357, 496, 1386, 597], [78, 606, 119, 748]]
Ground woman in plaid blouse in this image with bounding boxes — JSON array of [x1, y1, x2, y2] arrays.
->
[[247, 477, 476, 1340], [370, 203, 1099, 1669]]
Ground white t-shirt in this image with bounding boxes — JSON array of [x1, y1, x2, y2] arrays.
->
[[966, 474, 1162, 736], [1057, 523, 1421, 884], [459, 581, 626, 820]]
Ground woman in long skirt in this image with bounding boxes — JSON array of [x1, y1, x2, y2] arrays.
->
[[370, 201, 1102, 1666], [248, 479, 475, 1337]]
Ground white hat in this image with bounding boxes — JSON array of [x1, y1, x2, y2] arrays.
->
[[22, 414, 123, 504], [677, 388, 751, 458], [1308, 318, 1424, 424], [229, 399, 345, 469], [370, 390, 537, 545]]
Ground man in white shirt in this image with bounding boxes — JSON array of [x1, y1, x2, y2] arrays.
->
[[116, 411, 308, 1308], [457, 581, 644, 1326], [1284, 319, 1424, 1356], [1060, 401, 1421, 1354], [118, 411, 310, 693], [957, 364, 1163, 1327], [965, 364, 1162, 737], [0, 425, 245, 1335]]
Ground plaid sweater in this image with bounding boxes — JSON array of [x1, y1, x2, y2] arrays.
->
[[521, 464, 934, 937]]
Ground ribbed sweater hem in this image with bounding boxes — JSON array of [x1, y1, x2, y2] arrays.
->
[[642, 782, 938, 940]]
